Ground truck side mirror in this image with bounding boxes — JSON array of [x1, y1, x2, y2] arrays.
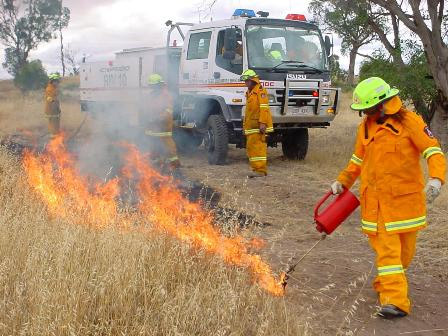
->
[[224, 28, 237, 53], [325, 35, 333, 56]]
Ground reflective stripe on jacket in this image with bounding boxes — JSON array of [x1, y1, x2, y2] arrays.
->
[[337, 96, 446, 235]]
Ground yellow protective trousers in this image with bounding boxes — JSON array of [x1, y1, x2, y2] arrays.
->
[[368, 217, 417, 314], [246, 133, 267, 175], [47, 115, 61, 135], [145, 130, 180, 167], [45, 101, 61, 135]]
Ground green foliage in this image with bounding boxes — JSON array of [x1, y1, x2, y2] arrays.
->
[[14, 59, 48, 91], [329, 54, 348, 82], [3, 47, 24, 76], [359, 49, 436, 120], [0, 0, 70, 76], [309, 0, 375, 54]]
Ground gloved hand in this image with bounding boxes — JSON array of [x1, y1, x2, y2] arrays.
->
[[331, 181, 344, 195], [425, 178, 442, 204], [259, 123, 267, 134]]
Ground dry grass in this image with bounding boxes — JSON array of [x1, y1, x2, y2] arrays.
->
[[0, 85, 84, 138], [0, 148, 306, 335], [0, 81, 307, 335]]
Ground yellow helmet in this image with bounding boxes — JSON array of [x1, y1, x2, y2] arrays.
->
[[240, 69, 258, 81], [148, 73, 164, 85], [351, 77, 399, 111], [49, 73, 61, 81]]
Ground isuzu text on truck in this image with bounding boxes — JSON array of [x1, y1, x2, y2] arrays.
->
[[80, 9, 340, 165]]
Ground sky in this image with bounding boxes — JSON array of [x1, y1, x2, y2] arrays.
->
[[0, 0, 363, 79]]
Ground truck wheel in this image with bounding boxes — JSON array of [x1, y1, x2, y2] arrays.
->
[[282, 129, 309, 160], [204, 114, 228, 165], [173, 129, 203, 153]]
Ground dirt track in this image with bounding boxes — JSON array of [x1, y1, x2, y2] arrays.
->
[[181, 136, 448, 335]]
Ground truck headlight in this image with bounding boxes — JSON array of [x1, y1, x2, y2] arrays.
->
[[268, 94, 276, 103]]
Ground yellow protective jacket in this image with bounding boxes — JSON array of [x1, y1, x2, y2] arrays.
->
[[244, 77, 274, 135], [44, 82, 60, 116], [338, 96, 446, 235]]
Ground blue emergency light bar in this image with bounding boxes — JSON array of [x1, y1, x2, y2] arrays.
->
[[233, 9, 256, 18]]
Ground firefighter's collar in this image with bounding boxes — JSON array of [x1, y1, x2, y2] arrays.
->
[[246, 83, 262, 95], [362, 115, 403, 146], [379, 115, 403, 136]]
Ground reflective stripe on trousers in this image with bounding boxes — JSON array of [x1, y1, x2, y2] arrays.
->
[[246, 133, 267, 175], [145, 130, 179, 165], [145, 131, 173, 137], [46, 114, 61, 119], [368, 217, 417, 314], [244, 128, 274, 135]]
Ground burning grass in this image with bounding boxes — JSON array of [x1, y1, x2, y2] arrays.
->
[[22, 135, 284, 295], [0, 146, 307, 335]]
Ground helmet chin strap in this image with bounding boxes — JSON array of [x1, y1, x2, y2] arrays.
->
[[376, 106, 389, 124]]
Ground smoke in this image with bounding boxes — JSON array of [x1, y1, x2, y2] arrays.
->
[[73, 97, 147, 183]]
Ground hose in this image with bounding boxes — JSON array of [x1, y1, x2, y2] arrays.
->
[[67, 111, 89, 144]]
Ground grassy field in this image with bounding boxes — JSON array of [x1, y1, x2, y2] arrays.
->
[[0, 80, 446, 335], [0, 80, 307, 335]]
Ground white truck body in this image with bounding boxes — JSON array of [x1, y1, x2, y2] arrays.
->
[[80, 10, 341, 164]]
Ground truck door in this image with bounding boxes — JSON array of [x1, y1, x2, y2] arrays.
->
[[180, 30, 213, 91], [213, 27, 244, 81]]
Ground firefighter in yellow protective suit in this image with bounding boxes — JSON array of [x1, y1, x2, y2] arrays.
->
[[44, 73, 62, 136], [331, 77, 446, 319], [143, 74, 180, 169], [241, 70, 274, 178]]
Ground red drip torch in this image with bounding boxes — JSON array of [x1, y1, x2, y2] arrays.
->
[[280, 188, 360, 288]]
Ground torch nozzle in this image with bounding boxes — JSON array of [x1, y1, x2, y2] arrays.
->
[[279, 271, 289, 290], [280, 234, 327, 290]]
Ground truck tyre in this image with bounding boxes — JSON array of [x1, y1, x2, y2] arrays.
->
[[204, 114, 228, 165], [282, 128, 309, 160], [173, 129, 203, 153]]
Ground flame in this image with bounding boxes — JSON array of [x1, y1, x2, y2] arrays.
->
[[23, 135, 120, 228], [22, 136, 285, 296], [123, 145, 285, 296]]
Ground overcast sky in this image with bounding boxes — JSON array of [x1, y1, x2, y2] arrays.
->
[[0, 0, 364, 79]]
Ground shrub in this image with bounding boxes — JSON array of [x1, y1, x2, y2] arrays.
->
[[14, 60, 48, 92]]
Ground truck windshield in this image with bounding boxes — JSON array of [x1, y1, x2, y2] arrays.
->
[[246, 25, 328, 71]]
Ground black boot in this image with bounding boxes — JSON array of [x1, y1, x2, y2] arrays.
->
[[378, 304, 408, 319]]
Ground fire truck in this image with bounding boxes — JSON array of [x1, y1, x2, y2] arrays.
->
[[80, 9, 340, 165]]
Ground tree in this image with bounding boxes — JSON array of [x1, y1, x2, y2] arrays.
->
[[14, 59, 47, 91], [54, 0, 70, 76], [64, 43, 79, 75], [368, 0, 448, 147], [361, 4, 433, 121], [0, 0, 70, 76], [309, 0, 377, 85], [359, 48, 437, 123], [329, 54, 348, 84]]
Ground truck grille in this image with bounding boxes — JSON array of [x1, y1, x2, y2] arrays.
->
[[275, 89, 317, 106]]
